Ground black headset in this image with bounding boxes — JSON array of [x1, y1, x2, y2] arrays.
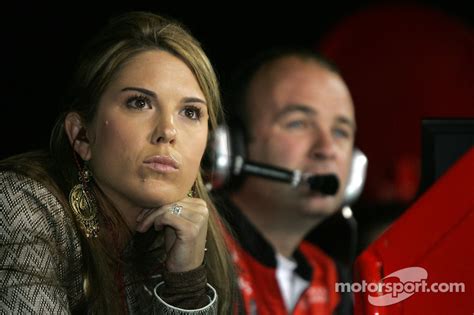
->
[[203, 119, 367, 206], [203, 47, 367, 204]]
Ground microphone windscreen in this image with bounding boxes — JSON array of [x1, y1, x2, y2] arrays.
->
[[307, 174, 339, 195]]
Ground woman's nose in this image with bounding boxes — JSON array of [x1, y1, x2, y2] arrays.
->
[[153, 115, 177, 144]]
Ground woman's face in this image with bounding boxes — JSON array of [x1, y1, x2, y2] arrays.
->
[[85, 50, 209, 214]]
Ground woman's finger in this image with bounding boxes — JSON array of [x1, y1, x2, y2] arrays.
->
[[135, 198, 208, 232]]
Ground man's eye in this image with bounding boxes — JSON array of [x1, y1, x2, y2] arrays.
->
[[333, 128, 350, 138], [285, 120, 307, 129]]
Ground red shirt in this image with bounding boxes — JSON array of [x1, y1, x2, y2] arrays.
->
[[226, 234, 340, 315], [218, 196, 345, 315]]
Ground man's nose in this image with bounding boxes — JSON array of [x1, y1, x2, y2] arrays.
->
[[310, 129, 336, 160]]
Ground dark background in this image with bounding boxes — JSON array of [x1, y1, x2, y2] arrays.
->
[[1, 1, 472, 258], [1, 0, 471, 158]]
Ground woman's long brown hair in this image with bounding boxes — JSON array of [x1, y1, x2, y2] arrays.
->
[[1, 11, 235, 314]]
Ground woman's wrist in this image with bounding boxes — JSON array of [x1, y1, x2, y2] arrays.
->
[[157, 264, 209, 309], [153, 281, 217, 314]]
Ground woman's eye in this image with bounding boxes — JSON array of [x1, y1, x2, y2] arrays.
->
[[182, 106, 202, 120], [126, 95, 151, 110]]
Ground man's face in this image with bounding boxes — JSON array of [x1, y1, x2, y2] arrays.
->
[[244, 56, 355, 217]]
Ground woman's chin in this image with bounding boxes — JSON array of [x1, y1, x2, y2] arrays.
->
[[136, 179, 188, 204], [135, 191, 185, 209]]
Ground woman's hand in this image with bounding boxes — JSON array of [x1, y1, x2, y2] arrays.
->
[[135, 197, 208, 272]]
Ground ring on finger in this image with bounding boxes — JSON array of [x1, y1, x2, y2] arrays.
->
[[170, 203, 183, 216]]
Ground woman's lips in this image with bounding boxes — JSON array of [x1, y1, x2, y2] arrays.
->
[[143, 155, 179, 173]]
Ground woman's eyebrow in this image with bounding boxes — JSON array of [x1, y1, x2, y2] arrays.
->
[[121, 87, 206, 106], [121, 87, 157, 99], [183, 97, 207, 106]]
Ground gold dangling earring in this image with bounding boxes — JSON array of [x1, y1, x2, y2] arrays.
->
[[69, 155, 99, 238], [187, 181, 197, 198]]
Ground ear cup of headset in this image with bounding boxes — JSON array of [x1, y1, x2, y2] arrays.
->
[[343, 148, 368, 205], [225, 118, 248, 191], [202, 119, 248, 191]]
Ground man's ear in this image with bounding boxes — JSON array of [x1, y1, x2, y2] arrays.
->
[[64, 112, 92, 161]]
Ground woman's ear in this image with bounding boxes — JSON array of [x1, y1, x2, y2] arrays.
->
[[64, 112, 92, 161]]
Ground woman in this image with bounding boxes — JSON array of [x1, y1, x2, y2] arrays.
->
[[0, 11, 234, 314]]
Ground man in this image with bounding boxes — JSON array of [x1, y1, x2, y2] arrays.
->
[[216, 48, 355, 314]]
